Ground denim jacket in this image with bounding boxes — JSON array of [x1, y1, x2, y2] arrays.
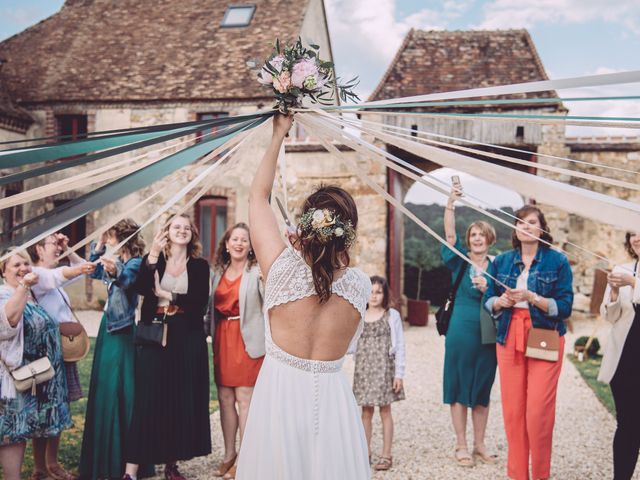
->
[[482, 245, 574, 345], [90, 242, 142, 333]]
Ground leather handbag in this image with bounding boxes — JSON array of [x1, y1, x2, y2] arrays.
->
[[56, 289, 90, 362], [1, 357, 55, 395], [135, 317, 168, 347], [435, 263, 467, 336], [59, 321, 90, 362], [525, 327, 560, 362]]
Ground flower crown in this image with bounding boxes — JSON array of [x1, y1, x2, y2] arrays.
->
[[298, 208, 356, 247]]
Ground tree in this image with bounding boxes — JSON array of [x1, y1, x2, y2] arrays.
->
[[404, 237, 433, 300]]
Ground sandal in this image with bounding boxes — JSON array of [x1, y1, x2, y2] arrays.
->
[[222, 465, 237, 479], [215, 454, 237, 476], [454, 446, 475, 468], [374, 456, 392, 471], [473, 447, 498, 464], [47, 464, 78, 480]]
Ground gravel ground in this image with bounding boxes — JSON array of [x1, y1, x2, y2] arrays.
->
[[77, 312, 637, 479]]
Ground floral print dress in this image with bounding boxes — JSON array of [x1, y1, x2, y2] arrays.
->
[[0, 286, 72, 445], [353, 311, 405, 406]]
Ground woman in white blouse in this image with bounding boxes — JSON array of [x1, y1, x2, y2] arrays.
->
[[599, 232, 640, 480]]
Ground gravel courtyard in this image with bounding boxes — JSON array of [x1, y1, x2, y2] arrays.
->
[[77, 312, 634, 479]]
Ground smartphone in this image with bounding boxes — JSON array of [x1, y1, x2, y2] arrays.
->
[[451, 175, 462, 190], [275, 197, 296, 234]]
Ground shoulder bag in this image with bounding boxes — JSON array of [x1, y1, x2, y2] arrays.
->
[[435, 263, 467, 336]]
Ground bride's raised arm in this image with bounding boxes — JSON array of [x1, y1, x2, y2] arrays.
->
[[249, 114, 294, 276]]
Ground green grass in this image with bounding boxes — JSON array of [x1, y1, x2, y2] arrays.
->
[[567, 353, 615, 416], [20, 338, 218, 477]]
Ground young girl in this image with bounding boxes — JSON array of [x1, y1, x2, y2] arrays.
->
[[352, 275, 406, 471]]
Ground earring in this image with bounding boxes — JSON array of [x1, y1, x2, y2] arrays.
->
[[226, 248, 229, 253]]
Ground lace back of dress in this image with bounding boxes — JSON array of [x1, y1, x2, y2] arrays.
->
[[264, 247, 371, 317]]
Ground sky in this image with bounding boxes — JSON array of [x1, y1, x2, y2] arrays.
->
[[1, 0, 638, 207]]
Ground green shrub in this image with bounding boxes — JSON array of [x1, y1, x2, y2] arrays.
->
[[574, 336, 601, 357]]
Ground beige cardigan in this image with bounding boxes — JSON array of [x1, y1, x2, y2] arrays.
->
[[209, 264, 266, 359], [598, 262, 640, 383]]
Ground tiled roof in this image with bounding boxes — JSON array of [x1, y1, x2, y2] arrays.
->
[[369, 29, 560, 110], [0, 0, 310, 103], [0, 82, 33, 131]]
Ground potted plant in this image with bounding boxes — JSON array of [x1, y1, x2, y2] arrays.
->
[[574, 336, 601, 361], [404, 238, 431, 326]]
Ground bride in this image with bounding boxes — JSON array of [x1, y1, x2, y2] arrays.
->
[[235, 114, 372, 479]]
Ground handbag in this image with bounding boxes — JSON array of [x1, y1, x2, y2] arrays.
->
[[55, 289, 91, 362], [435, 263, 467, 336], [525, 327, 560, 362], [1, 357, 55, 395], [134, 316, 168, 347], [479, 307, 497, 344]]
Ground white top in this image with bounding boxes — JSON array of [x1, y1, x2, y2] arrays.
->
[[513, 270, 530, 308], [598, 262, 640, 383], [31, 258, 85, 324], [158, 270, 188, 307], [350, 308, 406, 379], [0, 285, 24, 399]]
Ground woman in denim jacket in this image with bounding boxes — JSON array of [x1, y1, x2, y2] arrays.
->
[[483, 205, 573, 480], [79, 219, 153, 480]]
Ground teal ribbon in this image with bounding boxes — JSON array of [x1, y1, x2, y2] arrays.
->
[[1, 116, 269, 248], [0, 120, 245, 186], [327, 95, 640, 111], [0, 112, 267, 169]]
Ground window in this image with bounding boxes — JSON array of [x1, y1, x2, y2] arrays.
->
[[196, 112, 229, 143], [53, 200, 87, 258], [516, 126, 525, 142], [196, 197, 228, 262], [56, 114, 88, 142], [221, 5, 256, 27]]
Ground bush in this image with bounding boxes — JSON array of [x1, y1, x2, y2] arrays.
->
[[574, 336, 601, 357]]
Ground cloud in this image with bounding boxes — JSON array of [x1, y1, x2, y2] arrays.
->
[[478, 0, 640, 34], [324, 0, 447, 100], [556, 67, 640, 137]]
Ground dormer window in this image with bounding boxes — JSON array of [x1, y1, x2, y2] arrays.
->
[[221, 5, 256, 27]]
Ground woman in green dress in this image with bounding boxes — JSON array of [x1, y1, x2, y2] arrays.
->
[[79, 219, 153, 480], [441, 186, 498, 468]]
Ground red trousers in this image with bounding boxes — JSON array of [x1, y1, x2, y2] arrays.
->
[[496, 308, 564, 480]]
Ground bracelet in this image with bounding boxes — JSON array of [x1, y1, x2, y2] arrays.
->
[[445, 206, 455, 211], [17, 281, 27, 290], [530, 292, 541, 304]]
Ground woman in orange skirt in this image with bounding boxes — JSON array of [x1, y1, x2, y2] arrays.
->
[[209, 223, 265, 479]]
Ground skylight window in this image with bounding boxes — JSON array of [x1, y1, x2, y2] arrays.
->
[[221, 5, 256, 27]]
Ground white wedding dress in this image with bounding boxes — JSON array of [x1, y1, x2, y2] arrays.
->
[[236, 247, 372, 480]]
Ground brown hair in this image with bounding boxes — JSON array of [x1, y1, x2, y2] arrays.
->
[[624, 232, 639, 260], [213, 222, 257, 272], [109, 218, 146, 258], [0, 248, 31, 278], [294, 185, 358, 303], [26, 235, 53, 264], [370, 275, 391, 310], [511, 205, 553, 249], [465, 221, 496, 248], [163, 214, 203, 258]]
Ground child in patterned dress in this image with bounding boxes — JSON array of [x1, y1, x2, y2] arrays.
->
[[351, 275, 406, 471]]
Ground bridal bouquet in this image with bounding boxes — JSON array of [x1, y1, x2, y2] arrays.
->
[[258, 38, 359, 113]]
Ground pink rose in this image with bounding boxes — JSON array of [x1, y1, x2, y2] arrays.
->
[[258, 54, 286, 85], [291, 58, 320, 89], [273, 71, 291, 93]]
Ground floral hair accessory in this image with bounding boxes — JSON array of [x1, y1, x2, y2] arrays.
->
[[298, 208, 356, 247], [258, 37, 359, 113]]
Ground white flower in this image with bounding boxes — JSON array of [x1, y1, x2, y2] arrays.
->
[[334, 227, 344, 237], [311, 209, 325, 227]]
